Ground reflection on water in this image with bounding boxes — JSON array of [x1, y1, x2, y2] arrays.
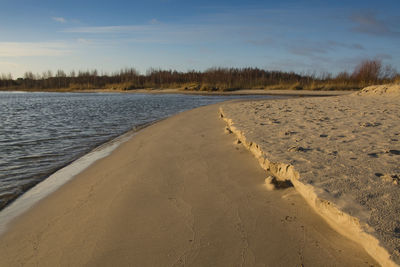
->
[[0, 92, 273, 209]]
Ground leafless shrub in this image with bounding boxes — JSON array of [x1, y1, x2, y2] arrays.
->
[[352, 59, 382, 85], [0, 60, 398, 91]]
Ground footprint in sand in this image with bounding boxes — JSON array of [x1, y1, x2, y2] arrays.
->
[[287, 146, 312, 152], [367, 153, 379, 158], [281, 131, 297, 136], [359, 122, 382, 127], [281, 215, 296, 223]]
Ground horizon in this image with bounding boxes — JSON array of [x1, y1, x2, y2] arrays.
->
[[0, 0, 399, 78]]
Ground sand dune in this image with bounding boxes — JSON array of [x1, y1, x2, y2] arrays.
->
[[355, 84, 400, 96]]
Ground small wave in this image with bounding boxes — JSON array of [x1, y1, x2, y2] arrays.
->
[[18, 153, 60, 161]]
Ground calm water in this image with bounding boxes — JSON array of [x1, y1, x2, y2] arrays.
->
[[0, 92, 273, 210]]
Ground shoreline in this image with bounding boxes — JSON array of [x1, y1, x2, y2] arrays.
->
[[0, 103, 376, 266], [0, 123, 139, 235], [1, 93, 272, 214], [0, 115, 171, 235], [0, 88, 353, 96]]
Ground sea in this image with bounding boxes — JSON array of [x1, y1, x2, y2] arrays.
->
[[0, 91, 274, 212]]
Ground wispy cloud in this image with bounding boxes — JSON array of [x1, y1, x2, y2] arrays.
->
[[0, 42, 71, 57], [326, 41, 365, 50], [52, 17, 67, 23], [350, 12, 400, 37], [63, 25, 154, 33], [288, 44, 328, 57], [287, 40, 365, 58], [62, 22, 244, 46]]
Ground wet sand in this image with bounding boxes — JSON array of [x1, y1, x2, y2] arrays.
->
[[0, 104, 376, 266]]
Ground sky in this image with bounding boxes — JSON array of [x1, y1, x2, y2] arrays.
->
[[0, 0, 399, 78]]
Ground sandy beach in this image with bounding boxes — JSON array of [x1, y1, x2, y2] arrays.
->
[[1, 0, 398, 265], [0, 102, 377, 266], [221, 84, 400, 266]]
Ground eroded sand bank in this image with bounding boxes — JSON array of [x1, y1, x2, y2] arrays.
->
[[0, 104, 376, 266], [220, 84, 400, 266]]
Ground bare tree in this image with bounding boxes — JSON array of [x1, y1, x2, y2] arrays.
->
[[0, 60, 398, 91]]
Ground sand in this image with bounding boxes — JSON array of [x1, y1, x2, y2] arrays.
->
[[0, 104, 376, 266], [220, 84, 400, 266]]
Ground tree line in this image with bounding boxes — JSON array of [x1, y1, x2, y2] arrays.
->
[[0, 59, 398, 91]]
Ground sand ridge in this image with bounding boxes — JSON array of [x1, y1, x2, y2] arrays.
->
[[220, 84, 400, 266], [0, 104, 377, 266], [355, 84, 400, 96]]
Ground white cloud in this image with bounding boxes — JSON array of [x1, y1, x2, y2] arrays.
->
[[0, 42, 71, 57], [64, 25, 154, 33], [52, 17, 67, 23], [62, 22, 242, 46]]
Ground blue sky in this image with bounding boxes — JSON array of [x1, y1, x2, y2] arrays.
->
[[0, 0, 399, 77]]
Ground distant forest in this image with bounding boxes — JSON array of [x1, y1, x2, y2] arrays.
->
[[0, 59, 398, 91]]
